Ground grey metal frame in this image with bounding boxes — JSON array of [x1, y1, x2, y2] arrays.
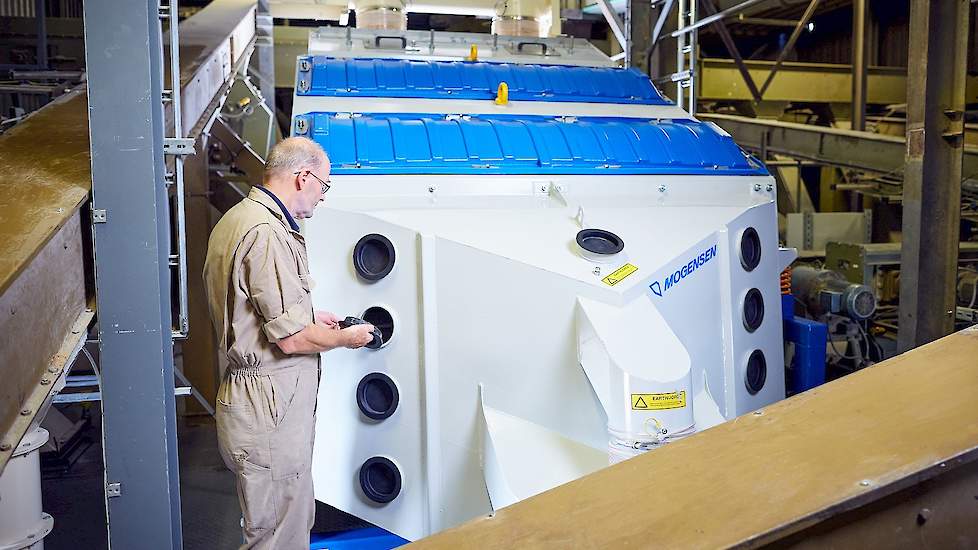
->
[[698, 0, 761, 103], [850, 0, 869, 131], [898, 0, 970, 352], [82, 0, 183, 547], [166, 0, 191, 339], [756, 0, 821, 98]]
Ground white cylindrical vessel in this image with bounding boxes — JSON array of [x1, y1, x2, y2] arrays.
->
[[356, 0, 408, 31], [491, 0, 549, 37], [0, 428, 53, 550]]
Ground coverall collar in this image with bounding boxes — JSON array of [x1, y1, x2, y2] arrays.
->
[[251, 185, 301, 233]]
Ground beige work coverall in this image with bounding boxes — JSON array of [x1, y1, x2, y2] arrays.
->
[[203, 187, 320, 550]]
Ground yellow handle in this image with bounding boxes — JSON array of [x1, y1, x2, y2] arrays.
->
[[495, 81, 509, 105], [466, 44, 478, 61]]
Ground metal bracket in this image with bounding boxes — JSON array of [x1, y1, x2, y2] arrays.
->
[[803, 211, 814, 251], [106, 482, 122, 498], [163, 137, 195, 155], [92, 209, 107, 224]]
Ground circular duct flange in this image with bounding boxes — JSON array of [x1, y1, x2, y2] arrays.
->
[[359, 456, 402, 504], [353, 234, 396, 282], [361, 306, 394, 348], [739, 227, 762, 272], [576, 229, 625, 256], [743, 288, 765, 333], [357, 373, 399, 421], [745, 349, 767, 395]]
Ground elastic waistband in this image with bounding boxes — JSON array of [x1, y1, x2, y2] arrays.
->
[[225, 360, 318, 377]]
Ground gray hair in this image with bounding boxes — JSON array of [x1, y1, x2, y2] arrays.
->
[[264, 136, 328, 180]]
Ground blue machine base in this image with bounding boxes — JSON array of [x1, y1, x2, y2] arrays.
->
[[310, 527, 409, 550], [782, 294, 828, 395]]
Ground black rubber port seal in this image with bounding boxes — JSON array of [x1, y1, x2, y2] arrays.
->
[[745, 349, 767, 395], [576, 229, 625, 255], [353, 234, 396, 282], [359, 456, 401, 504], [357, 373, 399, 421], [743, 288, 765, 333], [362, 306, 394, 347], [739, 227, 762, 272]]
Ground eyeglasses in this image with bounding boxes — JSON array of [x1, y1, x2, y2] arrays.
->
[[295, 170, 331, 194]]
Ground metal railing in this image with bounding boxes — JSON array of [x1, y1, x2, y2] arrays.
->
[[160, 0, 191, 339]]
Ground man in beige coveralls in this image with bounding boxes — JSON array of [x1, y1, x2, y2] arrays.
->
[[203, 137, 376, 549]]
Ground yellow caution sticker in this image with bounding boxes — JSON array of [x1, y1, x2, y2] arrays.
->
[[631, 391, 687, 411], [602, 263, 639, 287]]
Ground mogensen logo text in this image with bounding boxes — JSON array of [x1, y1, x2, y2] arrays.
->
[[650, 243, 717, 297]]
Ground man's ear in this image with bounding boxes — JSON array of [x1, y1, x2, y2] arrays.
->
[[294, 170, 304, 190]]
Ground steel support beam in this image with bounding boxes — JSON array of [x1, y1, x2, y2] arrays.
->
[[699, 113, 978, 177], [698, 0, 762, 103], [898, 0, 970, 352], [669, 0, 766, 38], [595, 0, 628, 58], [83, 0, 183, 548], [34, 0, 47, 69], [851, 0, 869, 131], [628, 0, 652, 74], [253, 0, 276, 114], [757, 0, 821, 98]]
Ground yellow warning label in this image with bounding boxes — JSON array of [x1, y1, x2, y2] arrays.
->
[[631, 391, 687, 411], [602, 263, 639, 287]]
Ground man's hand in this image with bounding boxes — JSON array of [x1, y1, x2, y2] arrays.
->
[[342, 324, 376, 349], [315, 310, 340, 328]]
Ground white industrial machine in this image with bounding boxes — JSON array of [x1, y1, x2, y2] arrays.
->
[[292, 28, 793, 541]]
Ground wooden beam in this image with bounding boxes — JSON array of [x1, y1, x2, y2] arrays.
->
[[410, 328, 978, 548]]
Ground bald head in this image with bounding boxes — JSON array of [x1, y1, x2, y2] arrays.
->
[[264, 136, 329, 183], [262, 137, 331, 220]]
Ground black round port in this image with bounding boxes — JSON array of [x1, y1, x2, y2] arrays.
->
[[357, 373, 399, 420], [740, 227, 761, 272], [576, 229, 625, 255], [743, 288, 765, 333], [745, 349, 767, 395], [362, 306, 394, 347], [359, 456, 401, 504], [353, 234, 396, 282]]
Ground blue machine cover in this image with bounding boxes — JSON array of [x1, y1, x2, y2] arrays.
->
[[295, 112, 766, 176], [296, 56, 669, 105]]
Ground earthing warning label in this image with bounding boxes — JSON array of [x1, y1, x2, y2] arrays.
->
[[602, 263, 639, 286], [631, 391, 687, 410]]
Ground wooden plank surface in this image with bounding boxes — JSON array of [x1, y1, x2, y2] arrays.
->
[[410, 328, 978, 549], [0, 90, 90, 296], [0, 0, 258, 298]]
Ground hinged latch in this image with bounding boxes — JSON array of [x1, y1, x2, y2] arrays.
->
[[92, 209, 107, 224], [106, 482, 122, 498]]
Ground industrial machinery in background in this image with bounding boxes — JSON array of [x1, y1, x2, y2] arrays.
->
[[290, 22, 793, 541], [784, 264, 879, 389], [781, 239, 978, 394]]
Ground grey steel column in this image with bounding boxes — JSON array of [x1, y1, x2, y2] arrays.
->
[[851, 0, 868, 131], [254, 0, 276, 114], [627, 0, 651, 75], [82, 0, 183, 548], [898, 0, 969, 352], [34, 0, 47, 69]]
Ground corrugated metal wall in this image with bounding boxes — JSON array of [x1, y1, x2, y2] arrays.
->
[[0, 0, 36, 17], [0, 0, 82, 18]]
